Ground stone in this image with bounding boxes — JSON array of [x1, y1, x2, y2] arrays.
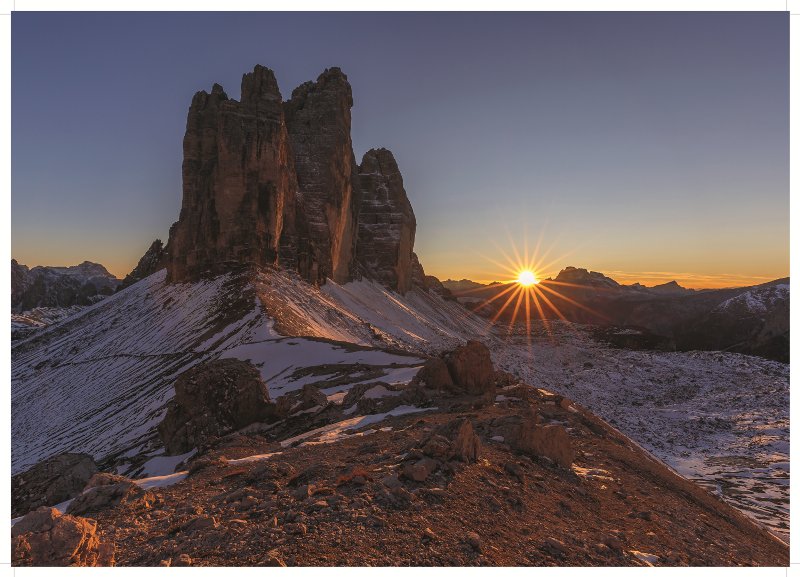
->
[[285, 522, 308, 536], [165, 65, 300, 282], [416, 357, 454, 391], [465, 531, 482, 551], [402, 458, 439, 482], [265, 549, 287, 566], [494, 411, 575, 468], [543, 537, 568, 557], [66, 479, 145, 516], [83, 472, 130, 490], [11, 507, 115, 567], [380, 474, 403, 490], [12, 453, 98, 518], [444, 341, 496, 395], [530, 425, 576, 469], [157, 358, 276, 454], [355, 148, 417, 294], [300, 384, 329, 410], [420, 434, 452, 459], [449, 419, 481, 463], [173, 553, 193, 566]]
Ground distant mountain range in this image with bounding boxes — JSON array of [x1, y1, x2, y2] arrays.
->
[[442, 267, 789, 362], [11, 260, 120, 313]]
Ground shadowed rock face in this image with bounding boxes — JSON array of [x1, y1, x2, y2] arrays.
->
[[119, 239, 165, 290], [158, 358, 276, 455], [285, 67, 360, 285], [356, 148, 417, 294], [166, 65, 299, 282], [165, 64, 421, 294], [12, 453, 98, 518]]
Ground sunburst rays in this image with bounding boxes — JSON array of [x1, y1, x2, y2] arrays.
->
[[463, 233, 606, 340]]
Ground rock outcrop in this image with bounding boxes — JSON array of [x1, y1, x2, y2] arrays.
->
[[12, 453, 98, 518], [119, 239, 165, 290], [284, 68, 360, 285], [12, 507, 115, 567], [165, 66, 299, 282], [356, 148, 416, 294], [163, 65, 424, 296], [493, 411, 575, 468], [158, 358, 276, 454], [66, 473, 146, 517], [444, 340, 496, 396], [417, 341, 497, 396]]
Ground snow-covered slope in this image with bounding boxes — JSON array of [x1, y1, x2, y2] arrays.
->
[[716, 283, 789, 316], [11, 267, 789, 540], [11, 268, 440, 475]]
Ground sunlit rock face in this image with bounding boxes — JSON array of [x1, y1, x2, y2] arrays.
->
[[165, 65, 421, 294], [166, 65, 299, 282], [356, 148, 417, 294]]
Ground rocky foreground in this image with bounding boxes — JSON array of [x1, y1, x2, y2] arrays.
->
[[11, 343, 787, 567]]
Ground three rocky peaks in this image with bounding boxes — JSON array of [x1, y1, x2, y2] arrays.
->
[[165, 65, 420, 294]]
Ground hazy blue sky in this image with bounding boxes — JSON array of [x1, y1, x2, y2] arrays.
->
[[12, 12, 788, 287]]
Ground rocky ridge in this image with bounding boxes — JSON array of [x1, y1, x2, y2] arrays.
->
[[11, 260, 120, 312]]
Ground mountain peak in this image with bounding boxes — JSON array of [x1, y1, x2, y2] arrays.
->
[[554, 266, 620, 288], [165, 64, 418, 294], [650, 280, 691, 294]]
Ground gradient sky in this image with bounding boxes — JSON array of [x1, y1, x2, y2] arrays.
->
[[11, 12, 788, 288]]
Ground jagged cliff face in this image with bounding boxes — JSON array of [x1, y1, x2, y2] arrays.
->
[[119, 240, 166, 290], [165, 65, 419, 294], [166, 66, 298, 282], [357, 149, 416, 294], [284, 68, 360, 285]]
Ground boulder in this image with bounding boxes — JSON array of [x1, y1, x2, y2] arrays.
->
[[12, 453, 98, 517], [157, 358, 276, 454], [450, 419, 481, 463], [297, 384, 329, 412], [11, 507, 115, 567], [66, 479, 145, 516], [444, 340, 496, 395], [416, 357, 454, 391], [493, 411, 575, 468], [530, 424, 576, 469], [402, 458, 440, 482]]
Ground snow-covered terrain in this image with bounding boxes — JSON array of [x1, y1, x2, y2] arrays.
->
[[11, 267, 789, 541], [491, 322, 789, 542], [716, 283, 789, 316]]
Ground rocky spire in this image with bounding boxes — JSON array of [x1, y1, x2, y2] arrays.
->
[[284, 67, 360, 285], [356, 148, 416, 294], [164, 64, 423, 295], [119, 239, 165, 290], [165, 65, 299, 282]]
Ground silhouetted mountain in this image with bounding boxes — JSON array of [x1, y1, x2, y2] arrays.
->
[[11, 260, 120, 313]]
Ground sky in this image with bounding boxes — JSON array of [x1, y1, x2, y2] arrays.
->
[[11, 12, 789, 288]]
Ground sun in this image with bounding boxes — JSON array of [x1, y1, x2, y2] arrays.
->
[[516, 269, 538, 287]]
